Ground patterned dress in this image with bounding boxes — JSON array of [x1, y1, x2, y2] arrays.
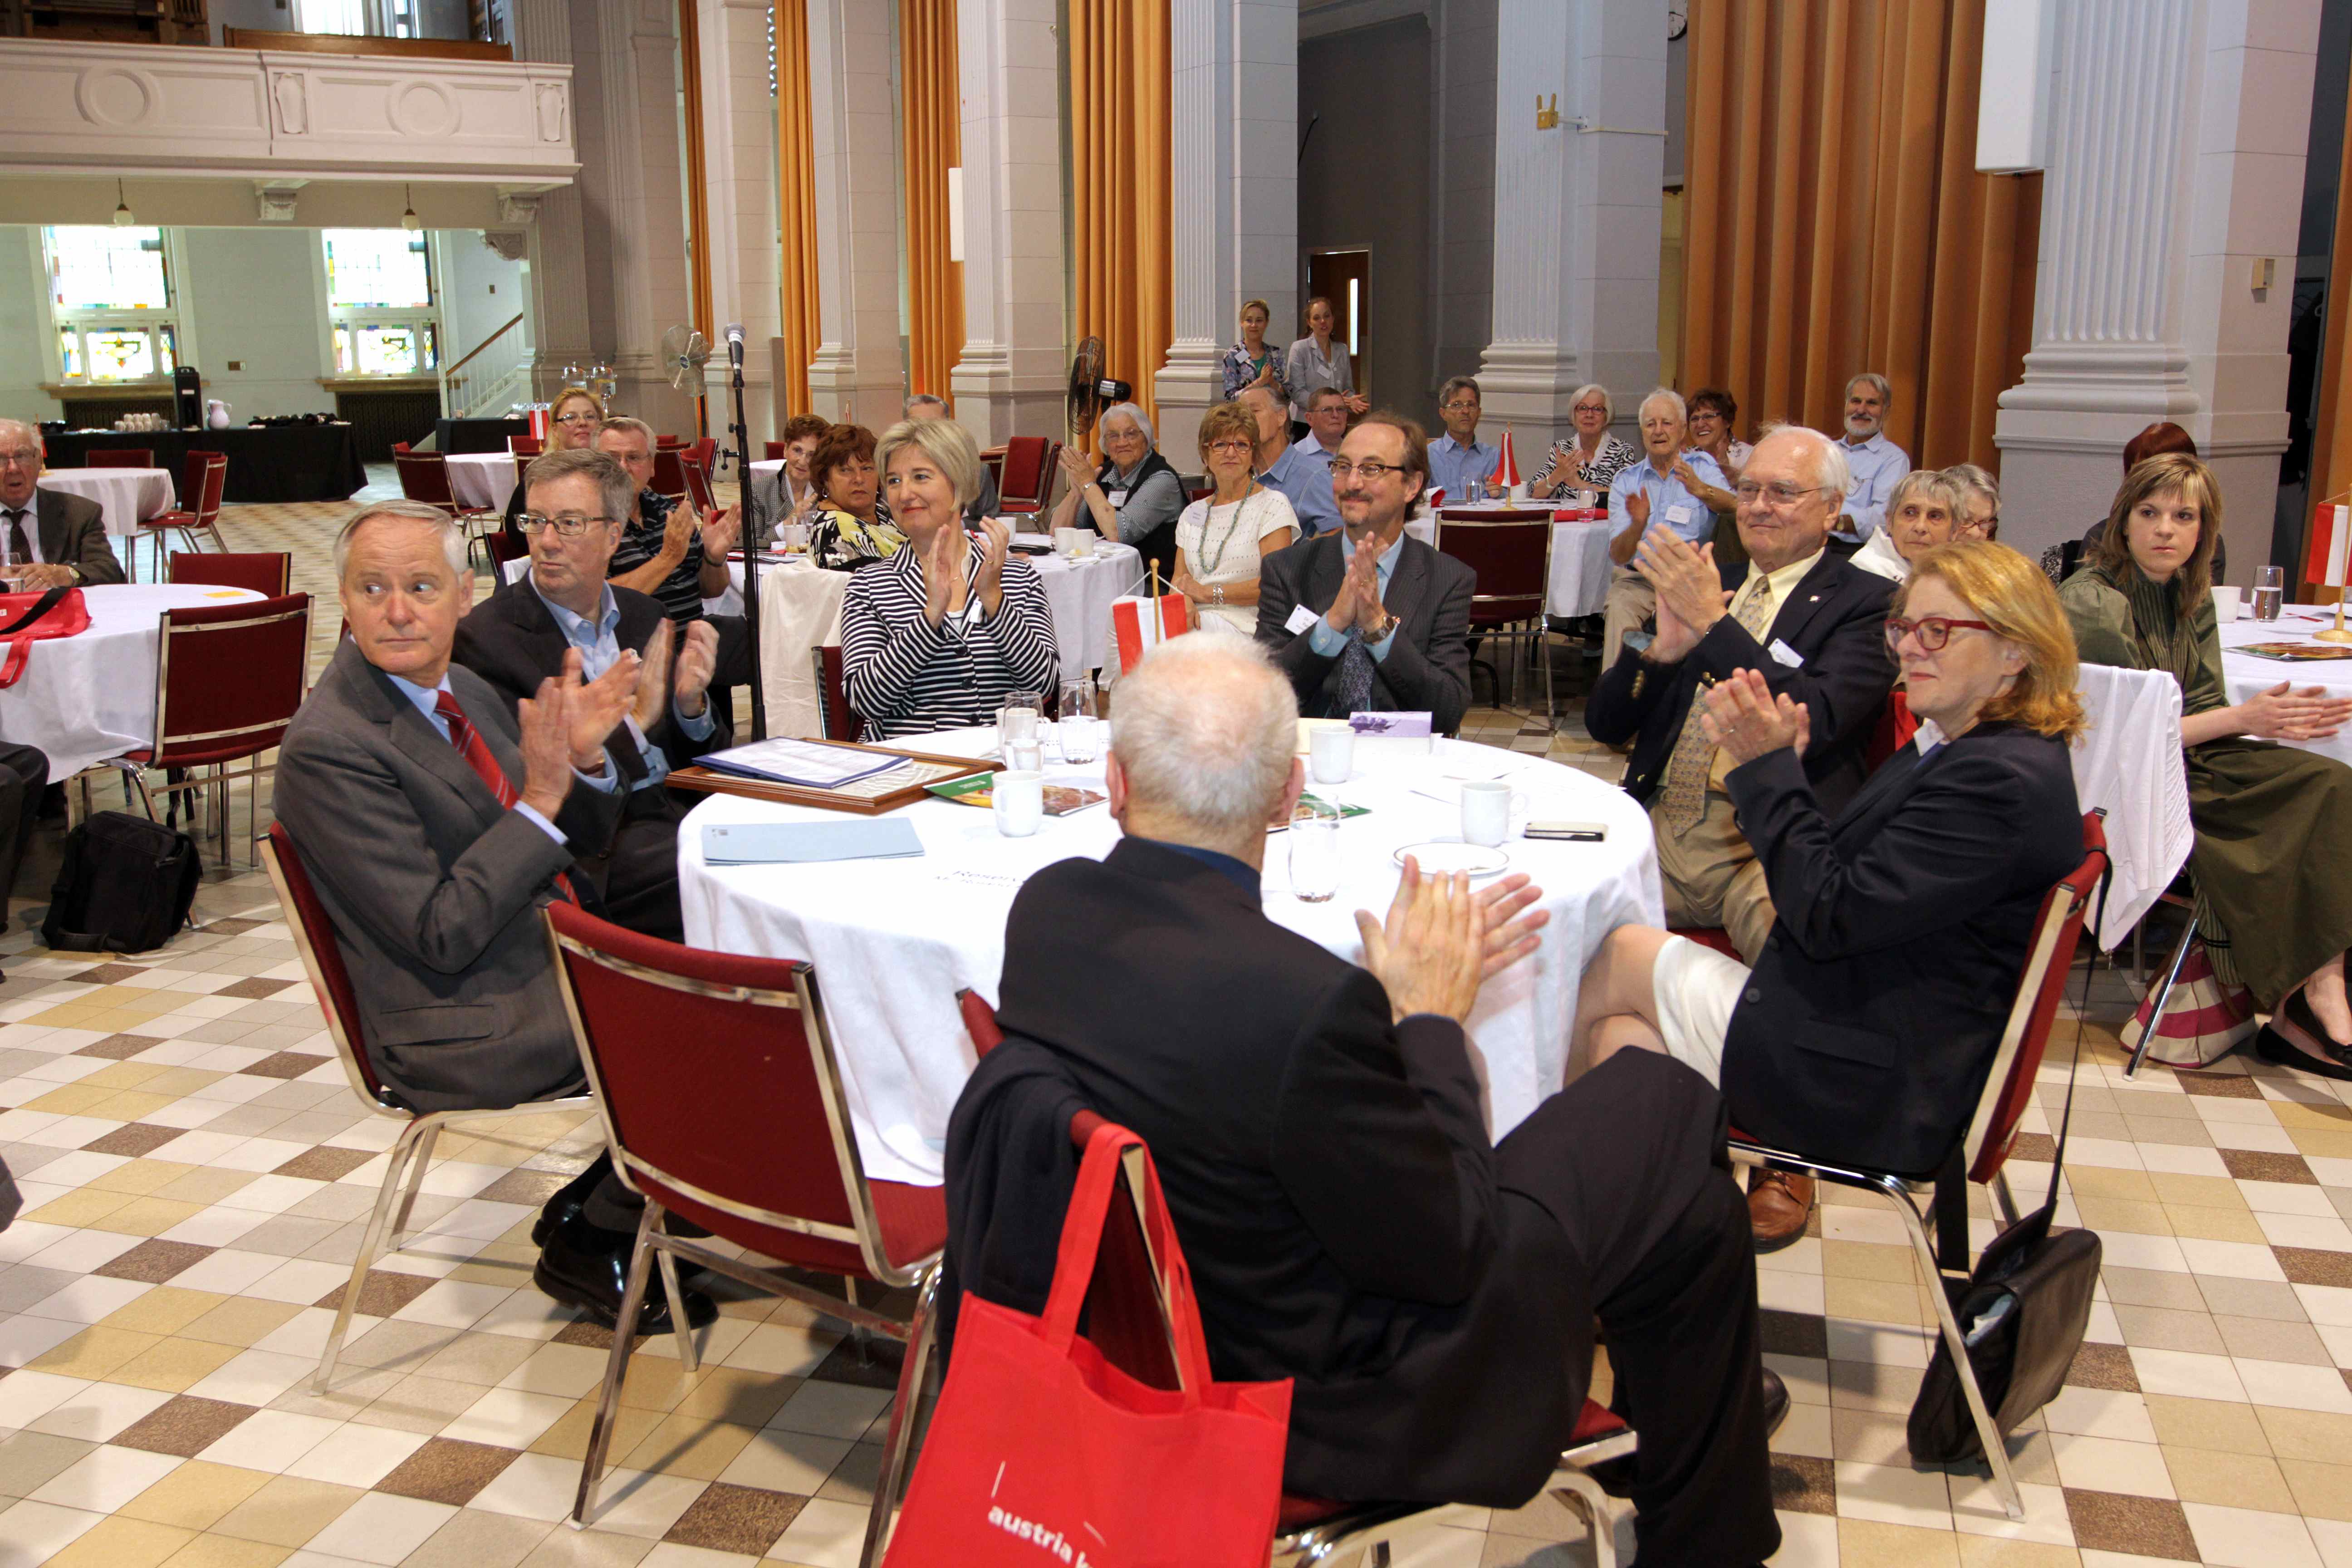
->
[[1529, 433, 1637, 494]]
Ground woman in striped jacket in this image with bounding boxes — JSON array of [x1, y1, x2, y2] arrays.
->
[[840, 417, 1059, 740]]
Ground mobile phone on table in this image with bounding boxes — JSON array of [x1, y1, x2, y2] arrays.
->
[[1524, 821, 1607, 843]]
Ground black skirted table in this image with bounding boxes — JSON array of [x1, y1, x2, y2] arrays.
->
[[46, 424, 367, 504], [435, 416, 532, 455]]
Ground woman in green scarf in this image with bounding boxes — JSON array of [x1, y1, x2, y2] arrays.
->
[[2058, 454, 2352, 1079]]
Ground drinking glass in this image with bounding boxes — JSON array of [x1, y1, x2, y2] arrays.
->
[[997, 692, 1042, 755], [1463, 476, 1486, 506], [1057, 678, 1103, 764], [2254, 565, 2284, 622], [1289, 802, 1342, 903]]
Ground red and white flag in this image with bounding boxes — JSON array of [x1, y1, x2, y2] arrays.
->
[[1493, 428, 1521, 491], [528, 406, 550, 444], [1112, 592, 1189, 675], [2308, 504, 2350, 589]]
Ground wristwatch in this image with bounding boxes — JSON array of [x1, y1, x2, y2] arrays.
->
[[1361, 610, 1396, 642]]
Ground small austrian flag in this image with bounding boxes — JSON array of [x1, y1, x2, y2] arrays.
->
[[1112, 593, 1189, 675], [2309, 503, 2351, 589]]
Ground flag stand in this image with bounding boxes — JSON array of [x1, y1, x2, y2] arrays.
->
[[2317, 597, 2352, 644], [2311, 497, 2352, 642]]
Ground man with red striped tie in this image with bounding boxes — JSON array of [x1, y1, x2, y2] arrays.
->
[[275, 499, 714, 1332]]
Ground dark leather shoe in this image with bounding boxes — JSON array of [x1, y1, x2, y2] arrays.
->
[[1760, 1367, 1790, 1441], [1749, 1170, 1813, 1253], [531, 1190, 587, 1248], [533, 1220, 717, 1333], [2260, 990, 2352, 1081]]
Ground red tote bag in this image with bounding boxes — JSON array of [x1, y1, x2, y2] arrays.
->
[[883, 1122, 1291, 1568], [0, 586, 90, 688]]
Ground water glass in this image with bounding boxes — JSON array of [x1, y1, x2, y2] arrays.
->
[[2254, 565, 2285, 622], [1057, 678, 1103, 764], [1289, 802, 1342, 903], [997, 693, 1042, 755], [1463, 476, 1486, 505], [1004, 738, 1043, 773]]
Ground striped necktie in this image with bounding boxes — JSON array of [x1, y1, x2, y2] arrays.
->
[[434, 690, 578, 905]]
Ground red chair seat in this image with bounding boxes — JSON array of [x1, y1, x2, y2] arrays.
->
[[1568, 1397, 1627, 1447], [1278, 1495, 1350, 1532], [640, 1170, 947, 1281], [1668, 926, 1744, 960]]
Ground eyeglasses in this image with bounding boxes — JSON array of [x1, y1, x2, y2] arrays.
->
[[553, 411, 600, 426], [1440, 401, 1479, 413], [1884, 615, 1994, 653], [1206, 438, 1254, 454], [517, 513, 616, 536], [1327, 459, 1409, 482], [1572, 404, 1608, 416], [1735, 480, 1831, 508], [0, 450, 38, 469]]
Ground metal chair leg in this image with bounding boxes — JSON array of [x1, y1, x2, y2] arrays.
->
[[654, 1219, 700, 1374], [388, 1123, 440, 1251], [846, 1275, 874, 1365], [1881, 1173, 2024, 1519], [857, 1265, 941, 1568], [573, 1203, 663, 1527], [2125, 916, 2198, 1079], [314, 1116, 432, 1392]]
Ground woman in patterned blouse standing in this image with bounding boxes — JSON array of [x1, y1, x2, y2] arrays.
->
[[1220, 299, 1291, 404], [1530, 384, 1638, 499]]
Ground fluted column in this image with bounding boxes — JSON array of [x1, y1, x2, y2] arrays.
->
[[950, 0, 1065, 444], [692, 0, 784, 441], [1151, 0, 1294, 470], [1994, 0, 2317, 568], [1474, 0, 1664, 461], [806, 0, 904, 431], [600, 0, 696, 433], [510, 0, 594, 397]]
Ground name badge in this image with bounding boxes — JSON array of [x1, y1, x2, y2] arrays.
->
[[1768, 638, 1804, 669], [1284, 603, 1321, 635], [1666, 504, 1694, 526], [1107, 490, 1129, 509]]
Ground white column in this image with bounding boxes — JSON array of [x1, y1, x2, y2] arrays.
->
[[510, 0, 594, 397], [1152, 0, 1295, 470], [951, 0, 1065, 444], [1475, 0, 1664, 464], [805, 0, 904, 431], [695, 0, 784, 441], [1994, 0, 2317, 570], [601, 0, 696, 435]]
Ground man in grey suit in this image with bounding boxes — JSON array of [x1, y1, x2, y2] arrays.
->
[[274, 499, 712, 1331], [0, 419, 127, 588], [1255, 412, 1475, 734]]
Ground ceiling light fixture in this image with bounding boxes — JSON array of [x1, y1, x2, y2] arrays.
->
[[113, 179, 134, 227], [401, 184, 421, 232]]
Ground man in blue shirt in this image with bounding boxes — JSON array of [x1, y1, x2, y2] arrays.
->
[[1832, 372, 1911, 550], [1601, 390, 1734, 666], [1240, 384, 1340, 536], [1425, 376, 1499, 499], [1294, 387, 1350, 468]]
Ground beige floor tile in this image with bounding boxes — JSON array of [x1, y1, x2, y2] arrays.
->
[[39, 1513, 197, 1568], [2074, 1197, 2176, 1236], [112, 1337, 249, 1394], [2166, 1205, 2272, 1244], [618, 1414, 760, 1481], [1820, 1241, 1921, 1285], [156, 1534, 293, 1568], [179, 1298, 305, 1351], [2166, 1447, 2299, 1512], [1953, 1538, 2080, 1568], [207, 1474, 363, 1548], [91, 1160, 205, 1198], [2143, 1394, 2275, 1455], [103, 1288, 236, 1338], [26, 1186, 139, 1227], [2255, 1406, 2352, 1462], [29, 1325, 166, 1381], [529, 1396, 667, 1464], [2279, 1458, 2352, 1523], [118, 1460, 276, 1531]]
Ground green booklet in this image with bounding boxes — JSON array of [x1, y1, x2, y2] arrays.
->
[[924, 774, 1107, 815], [1268, 793, 1371, 831]]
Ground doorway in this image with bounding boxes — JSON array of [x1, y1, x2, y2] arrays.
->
[[1306, 248, 1373, 403]]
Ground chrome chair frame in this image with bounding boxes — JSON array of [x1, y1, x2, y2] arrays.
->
[[257, 832, 594, 1394], [1435, 511, 1559, 728], [544, 925, 941, 1562]]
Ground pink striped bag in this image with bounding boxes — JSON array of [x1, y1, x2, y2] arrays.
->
[[2121, 939, 2256, 1068]]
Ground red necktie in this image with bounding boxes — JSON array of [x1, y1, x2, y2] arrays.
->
[[435, 690, 578, 905]]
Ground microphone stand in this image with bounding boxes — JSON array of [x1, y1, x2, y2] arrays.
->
[[725, 347, 767, 739]]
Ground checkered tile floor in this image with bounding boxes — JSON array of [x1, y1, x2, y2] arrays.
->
[[2, 489, 2350, 1567]]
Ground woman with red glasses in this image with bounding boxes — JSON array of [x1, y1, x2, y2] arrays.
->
[[1571, 541, 2086, 1194]]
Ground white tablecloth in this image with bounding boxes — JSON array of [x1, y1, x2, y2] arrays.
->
[[2071, 663, 2194, 947], [0, 583, 263, 777], [680, 729, 1663, 1184], [37, 469, 176, 541], [2220, 611, 2352, 769], [445, 452, 519, 512]]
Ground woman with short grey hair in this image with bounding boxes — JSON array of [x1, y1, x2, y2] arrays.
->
[[1049, 401, 1187, 581], [1530, 382, 1637, 499]]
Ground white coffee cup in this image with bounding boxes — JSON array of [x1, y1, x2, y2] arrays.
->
[[992, 769, 1045, 837], [1308, 723, 1354, 785], [1053, 526, 1083, 557], [1460, 780, 1525, 848], [2211, 585, 2242, 624]]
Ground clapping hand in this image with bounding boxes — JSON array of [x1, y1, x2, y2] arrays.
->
[[696, 503, 742, 559], [1624, 489, 1651, 531], [673, 619, 720, 719], [2239, 680, 2352, 741], [1056, 444, 1096, 490], [564, 645, 641, 771], [515, 676, 576, 820], [658, 501, 698, 565], [1355, 862, 1551, 1025], [628, 619, 675, 732], [1699, 666, 1810, 765], [1323, 534, 1382, 636], [921, 520, 969, 627], [972, 516, 1011, 615], [1635, 530, 1725, 649]]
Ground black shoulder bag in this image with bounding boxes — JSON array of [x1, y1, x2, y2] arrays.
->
[[1907, 871, 2111, 1465]]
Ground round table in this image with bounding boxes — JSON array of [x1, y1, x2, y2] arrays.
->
[[445, 451, 519, 512], [2221, 610, 2352, 768], [680, 729, 1663, 1184], [36, 468, 176, 545], [0, 583, 263, 777]]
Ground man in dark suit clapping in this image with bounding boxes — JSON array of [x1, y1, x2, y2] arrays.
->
[[454, 448, 740, 942], [1255, 412, 1475, 733], [950, 636, 1780, 1564]]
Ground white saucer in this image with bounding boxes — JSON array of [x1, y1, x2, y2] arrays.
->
[[1391, 840, 1509, 877]]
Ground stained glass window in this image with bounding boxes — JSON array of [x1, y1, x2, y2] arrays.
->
[[43, 227, 170, 310], [324, 230, 433, 309], [57, 327, 81, 379], [88, 330, 155, 380]]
